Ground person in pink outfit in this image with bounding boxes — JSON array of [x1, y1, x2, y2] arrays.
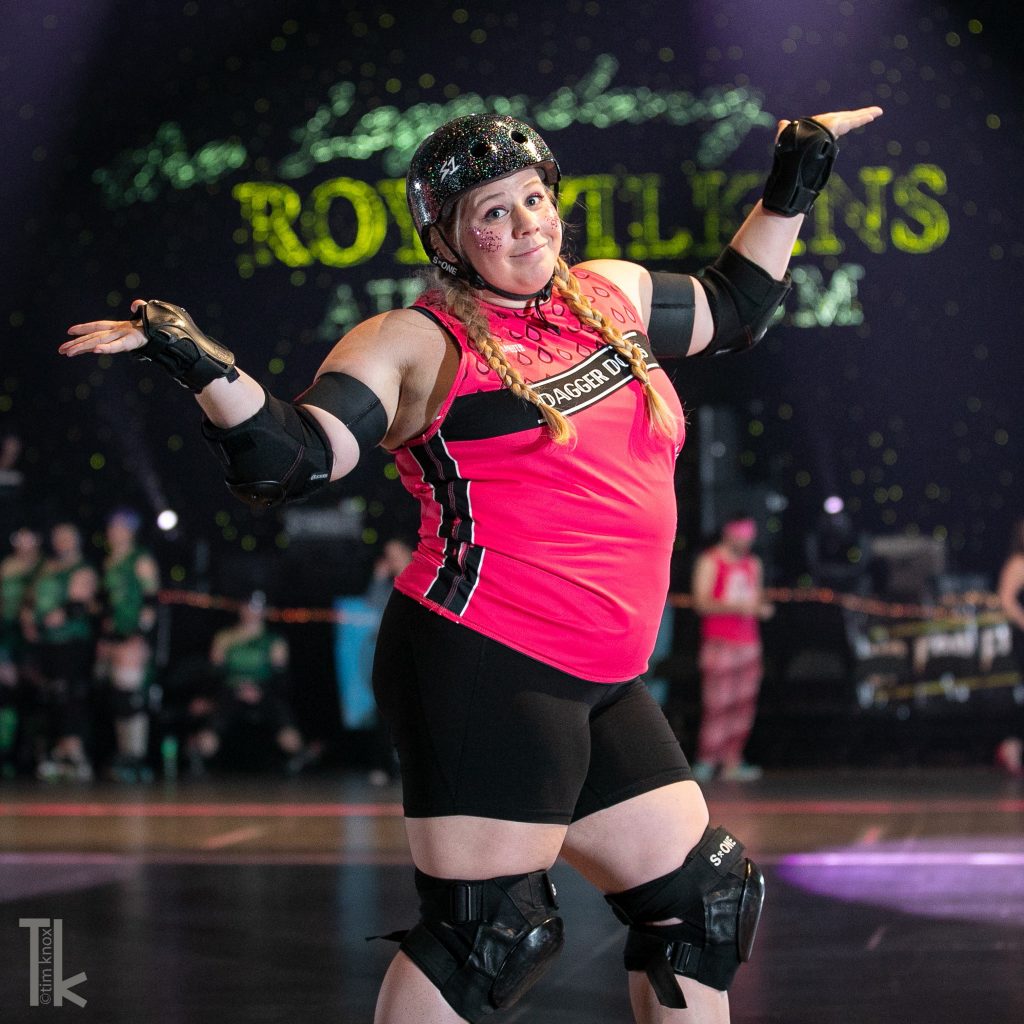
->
[[692, 515, 774, 782]]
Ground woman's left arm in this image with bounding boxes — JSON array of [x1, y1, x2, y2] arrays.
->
[[687, 106, 883, 355], [580, 106, 882, 357], [728, 107, 884, 281]]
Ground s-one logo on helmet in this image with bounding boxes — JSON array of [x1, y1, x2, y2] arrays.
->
[[431, 255, 459, 275], [439, 156, 461, 181]]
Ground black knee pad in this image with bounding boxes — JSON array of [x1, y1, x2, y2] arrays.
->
[[399, 868, 564, 1022], [111, 688, 147, 719], [604, 826, 765, 1009]]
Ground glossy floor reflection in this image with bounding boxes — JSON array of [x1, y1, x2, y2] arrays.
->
[[1, 769, 1022, 1024]]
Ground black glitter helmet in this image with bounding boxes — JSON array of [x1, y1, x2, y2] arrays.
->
[[406, 113, 561, 300]]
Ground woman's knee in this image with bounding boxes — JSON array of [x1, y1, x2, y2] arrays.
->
[[387, 817, 568, 1023], [604, 824, 766, 1013]]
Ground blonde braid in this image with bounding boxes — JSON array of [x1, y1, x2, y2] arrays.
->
[[554, 258, 678, 440], [431, 272, 574, 445]]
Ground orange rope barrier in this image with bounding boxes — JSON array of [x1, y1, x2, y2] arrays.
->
[[156, 589, 350, 624], [159, 587, 1008, 627]]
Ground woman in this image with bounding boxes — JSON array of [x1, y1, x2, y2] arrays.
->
[[21, 523, 99, 780], [996, 519, 1024, 774], [97, 508, 160, 782], [61, 105, 881, 1023], [0, 527, 43, 776], [193, 589, 319, 774], [692, 514, 775, 783]]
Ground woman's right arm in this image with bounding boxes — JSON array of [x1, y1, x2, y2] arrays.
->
[[60, 299, 445, 501], [62, 298, 269, 426]]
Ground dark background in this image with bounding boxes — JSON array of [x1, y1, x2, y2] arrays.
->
[[2, 0, 1022, 760]]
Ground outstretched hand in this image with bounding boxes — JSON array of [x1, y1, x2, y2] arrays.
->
[[59, 299, 148, 358], [776, 106, 883, 141]]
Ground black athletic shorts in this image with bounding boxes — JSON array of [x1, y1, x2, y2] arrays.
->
[[372, 591, 692, 824]]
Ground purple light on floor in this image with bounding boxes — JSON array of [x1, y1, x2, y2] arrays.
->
[[0, 855, 138, 903], [783, 851, 1024, 867], [777, 838, 1024, 928]]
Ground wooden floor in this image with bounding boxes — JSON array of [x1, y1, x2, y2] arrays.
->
[[1, 769, 1022, 1023]]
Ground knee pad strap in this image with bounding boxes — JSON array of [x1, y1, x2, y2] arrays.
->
[[605, 826, 766, 1009], [399, 868, 564, 1022]]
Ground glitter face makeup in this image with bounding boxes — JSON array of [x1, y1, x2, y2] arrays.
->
[[470, 227, 503, 254]]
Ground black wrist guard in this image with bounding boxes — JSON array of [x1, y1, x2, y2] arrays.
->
[[130, 300, 240, 393], [761, 118, 838, 217], [697, 247, 791, 356]]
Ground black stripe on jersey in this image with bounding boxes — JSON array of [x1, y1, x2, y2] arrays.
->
[[409, 434, 474, 544], [428, 538, 486, 613], [442, 332, 661, 442], [408, 434, 482, 615]]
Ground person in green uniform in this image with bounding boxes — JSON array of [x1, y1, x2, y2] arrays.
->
[[97, 508, 161, 782], [0, 527, 43, 777], [22, 523, 98, 780], [190, 591, 318, 773]]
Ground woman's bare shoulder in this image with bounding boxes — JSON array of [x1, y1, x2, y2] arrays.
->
[[318, 305, 449, 374], [341, 305, 446, 346], [571, 259, 650, 320]]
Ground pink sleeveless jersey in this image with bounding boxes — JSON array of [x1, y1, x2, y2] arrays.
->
[[391, 269, 686, 683], [700, 551, 761, 646]]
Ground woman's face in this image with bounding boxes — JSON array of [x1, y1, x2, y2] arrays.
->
[[11, 528, 39, 556], [106, 517, 135, 549], [51, 524, 80, 557], [456, 167, 561, 305]]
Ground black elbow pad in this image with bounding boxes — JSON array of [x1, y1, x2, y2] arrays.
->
[[201, 389, 334, 510], [697, 247, 791, 356]]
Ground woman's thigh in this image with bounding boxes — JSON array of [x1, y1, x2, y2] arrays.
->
[[404, 815, 567, 879], [373, 594, 698, 880], [560, 780, 709, 895]]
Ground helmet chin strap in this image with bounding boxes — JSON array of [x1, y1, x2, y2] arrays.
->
[[470, 270, 554, 304], [437, 228, 554, 303]]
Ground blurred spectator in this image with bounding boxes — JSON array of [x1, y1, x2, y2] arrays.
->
[[0, 435, 26, 545], [996, 518, 1024, 775], [0, 527, 43, 777], [189, 591, 319, 774], [96, 509, 160, 782], [691, 514, 774, 783], [22, 523, 98, 781], [334, 538, 412, 785]]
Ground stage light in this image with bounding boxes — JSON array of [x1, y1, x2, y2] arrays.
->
[[824, 496, 845, 515], [157, 509, 179, 531]]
